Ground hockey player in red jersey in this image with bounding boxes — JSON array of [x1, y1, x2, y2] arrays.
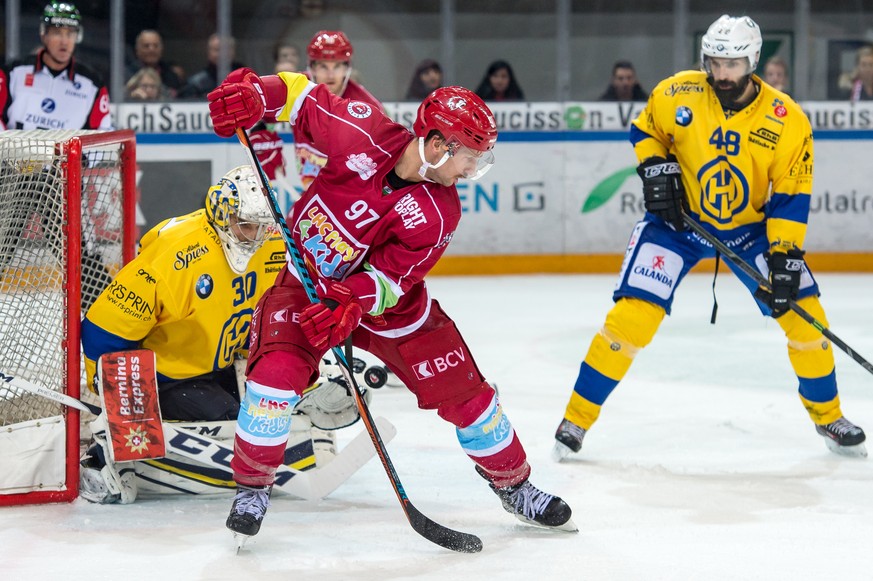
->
[[293, 30, 382, 191], [208, 69, 575, 539]]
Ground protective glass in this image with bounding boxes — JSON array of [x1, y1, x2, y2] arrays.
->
[[445, 137, 495, 181]]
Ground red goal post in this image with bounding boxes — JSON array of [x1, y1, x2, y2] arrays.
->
[[0, 129, 137, 506]]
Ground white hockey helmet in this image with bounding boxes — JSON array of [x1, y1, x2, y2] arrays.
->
[[205, 165, 275, 274], [700, 15, 762, 75]]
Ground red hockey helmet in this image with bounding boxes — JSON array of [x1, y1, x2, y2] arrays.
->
[[413, 86, 497, 153], [307, 30, 353, 62]]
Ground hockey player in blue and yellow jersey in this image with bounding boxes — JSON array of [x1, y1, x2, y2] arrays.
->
[[82, 165, 285, 421], [554, 14, 866, 460]]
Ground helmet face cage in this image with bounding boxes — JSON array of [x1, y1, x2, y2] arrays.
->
[[205, 166, 275, 273], [307, 30, 353, 63], [700, 14, 762, 76], [41, 1, 83, 43]]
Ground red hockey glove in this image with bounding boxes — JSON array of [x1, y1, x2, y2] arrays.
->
[[299, 282, 364, 350], [207, 67, 266, 138]]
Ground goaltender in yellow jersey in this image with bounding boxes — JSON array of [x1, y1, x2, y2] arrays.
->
[[82, 165, 285, 421]]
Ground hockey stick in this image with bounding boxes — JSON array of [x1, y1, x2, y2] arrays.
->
[[236, 127, 483, 553], [681, 211, 873, 375], [1, 369, 394, 500]]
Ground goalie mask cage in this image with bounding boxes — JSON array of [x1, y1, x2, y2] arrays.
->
[[0, 129, 137, 506]]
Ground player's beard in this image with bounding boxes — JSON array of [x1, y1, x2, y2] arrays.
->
[[707, 75, 752, 109]]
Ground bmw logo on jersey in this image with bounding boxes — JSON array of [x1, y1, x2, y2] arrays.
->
[[196, 274, 213, 298], [676, 106, 693, 126]]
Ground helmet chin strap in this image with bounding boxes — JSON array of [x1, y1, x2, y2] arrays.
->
[[417, 137, 450, 181]]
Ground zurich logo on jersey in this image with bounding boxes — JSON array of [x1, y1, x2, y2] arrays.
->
[[195, 274, 213, 299], [41, 98, 56, 113], [675, 106, 692, 126]]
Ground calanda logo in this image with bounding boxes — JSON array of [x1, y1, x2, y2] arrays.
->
[[580, 166, 637, 213]]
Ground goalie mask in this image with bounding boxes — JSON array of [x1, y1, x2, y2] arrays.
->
[[413, 86, 498, 181], [41, 1, 83, 43], [205, 166, 275, 274]]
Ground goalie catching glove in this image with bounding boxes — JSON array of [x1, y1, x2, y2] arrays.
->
[[300, 281, 364, 350], [295, 372, 371, 431], [756, 248, 805, 317], [637, 154, 687, 231]]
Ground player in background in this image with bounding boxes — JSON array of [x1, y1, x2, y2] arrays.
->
[[207, 70, 576, 539], [294, 30, 382, 191], [553, 14, 867, 461], [0, 2, 113, 308], [78, 166, 360, 503], [0, 1, 111, 131]]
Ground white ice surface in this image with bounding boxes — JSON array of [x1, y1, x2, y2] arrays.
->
[[3, 273, 873, 580]]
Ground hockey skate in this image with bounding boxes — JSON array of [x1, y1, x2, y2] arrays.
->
[[227, 484, 272, 551], [815, 417, 867, 458], [552, 418, 586, 462], [478, 467, 577, 532]]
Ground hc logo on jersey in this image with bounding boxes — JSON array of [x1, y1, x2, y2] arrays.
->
[[675, 106, 693, 127], [41, 98, 56, 113], [696, 157, 750, 224], [347, 101, 372, 119]]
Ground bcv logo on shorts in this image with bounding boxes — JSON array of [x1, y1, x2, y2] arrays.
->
[[412, 348, 467, 380]]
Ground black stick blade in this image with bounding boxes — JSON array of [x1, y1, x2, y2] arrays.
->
[[406, 504, 483, 553]]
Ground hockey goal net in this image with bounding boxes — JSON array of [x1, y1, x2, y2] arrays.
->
[[0, 129, 137, 506]]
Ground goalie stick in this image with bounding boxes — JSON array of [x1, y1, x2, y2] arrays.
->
[[681, 211, 873, 376], [1, 370, 395, 501], [236, 127, 483, 554]]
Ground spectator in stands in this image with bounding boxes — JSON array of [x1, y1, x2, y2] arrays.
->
[[125, 67, 169, 101], [598, 60, 647, 101], [763, 55, 790, 95], [127, 29, 184, 98], [405, 58, 443, 100], [475, 59, 525, 101], [273, 41, 301, 72], [178, 34, 245, 100], [839, 44, 873, 102]]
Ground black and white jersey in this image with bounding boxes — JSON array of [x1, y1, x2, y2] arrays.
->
[[0, 49, 112, 131]]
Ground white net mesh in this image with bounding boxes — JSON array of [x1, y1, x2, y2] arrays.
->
[[0, 130, 131, 429]]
